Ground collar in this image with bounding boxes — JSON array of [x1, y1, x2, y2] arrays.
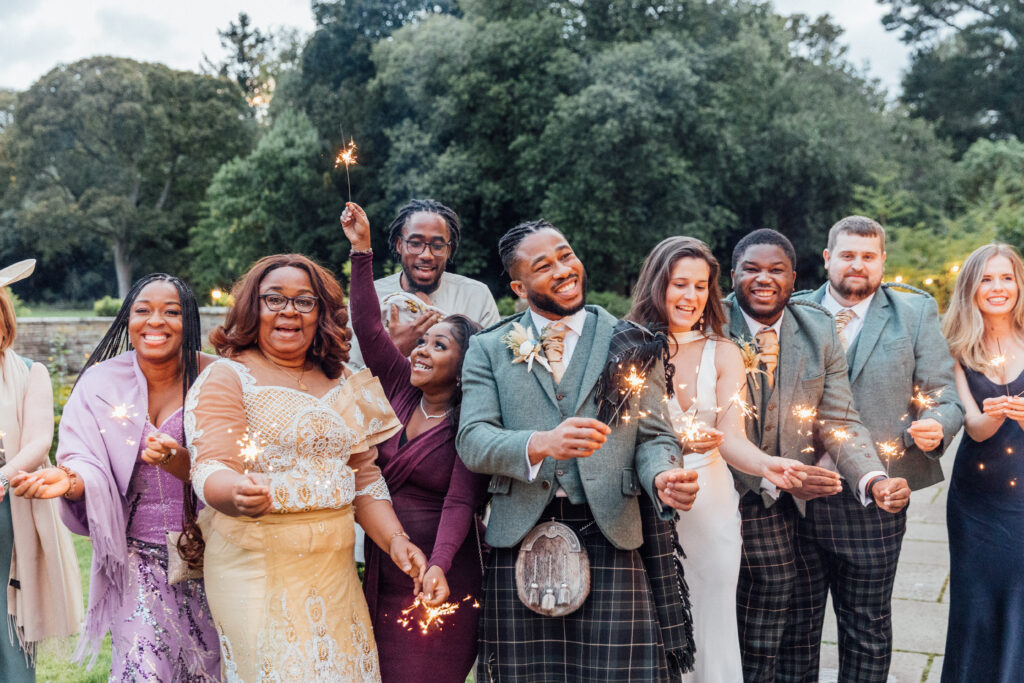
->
[[529, 307, 588, 337], [740, 307, 784, 338], [822, 285, 874, 318]]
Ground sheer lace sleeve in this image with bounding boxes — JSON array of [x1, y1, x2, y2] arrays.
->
[[185, 361, 248, 504]]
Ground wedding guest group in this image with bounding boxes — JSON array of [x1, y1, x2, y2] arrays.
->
[[8, 196, 1020, 683]]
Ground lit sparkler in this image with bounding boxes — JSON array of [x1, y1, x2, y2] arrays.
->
[[396, 595, 478, 636], [726, 390, 756, 421], [876, 440, 904, 477], [622, 365, 647, 397], [236, 430, 265, 474], [829, 426, 851, 469], [673, 411, 709, 450], [792, 404, 817, 454], [334, 134, 358, 202]]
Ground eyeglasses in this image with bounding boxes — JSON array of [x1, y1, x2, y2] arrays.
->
[[259, 293, 319, 313], [401, 237, 451, 256]]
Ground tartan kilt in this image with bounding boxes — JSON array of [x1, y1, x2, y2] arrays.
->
[[477, 500, 670, 683]]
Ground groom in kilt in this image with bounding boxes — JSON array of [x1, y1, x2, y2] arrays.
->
[[457, 220, 700, 682]]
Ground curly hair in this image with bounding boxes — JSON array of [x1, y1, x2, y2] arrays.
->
[[210, 254, 352, 379]]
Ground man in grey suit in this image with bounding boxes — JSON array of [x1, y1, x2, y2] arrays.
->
[[725, 229, 911, 683], [457, 220, 699, 682], [779, 216, 964, 682]]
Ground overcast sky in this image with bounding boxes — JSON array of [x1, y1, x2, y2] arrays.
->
[[0, 0, 911, 94]]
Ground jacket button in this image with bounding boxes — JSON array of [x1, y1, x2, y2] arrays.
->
[[765, 424, 774, 432], [556, 469, 564, 476], [556, 393, 565, 401], [542, 481, 551, 489], [768, 403, 776, 411]]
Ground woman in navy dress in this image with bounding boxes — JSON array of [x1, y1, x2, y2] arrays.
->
[[942, 243, 1024, 682]]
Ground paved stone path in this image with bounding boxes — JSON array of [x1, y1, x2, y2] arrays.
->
[[819, 434, 957, 683]]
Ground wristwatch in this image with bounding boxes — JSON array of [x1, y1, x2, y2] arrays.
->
[[0, 472, 9, 494]]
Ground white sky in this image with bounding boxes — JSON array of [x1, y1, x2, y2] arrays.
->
[[0, 0, 911, 94]]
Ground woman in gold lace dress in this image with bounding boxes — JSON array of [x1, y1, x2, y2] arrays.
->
[[185, 254, 431, 682]]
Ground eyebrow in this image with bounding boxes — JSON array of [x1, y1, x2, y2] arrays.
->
[[431, 334, 452, 343], [133, 298, 181, 305], [260, 286, 315, 294]]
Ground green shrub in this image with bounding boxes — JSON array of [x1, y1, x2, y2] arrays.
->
[[9, 291, 30, 317], [588, 291, 632, 318], [93, 296, 122, 317], [496, 296, 517, 317]]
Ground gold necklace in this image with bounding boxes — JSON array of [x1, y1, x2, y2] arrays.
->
[[262, 351, 308, 390]]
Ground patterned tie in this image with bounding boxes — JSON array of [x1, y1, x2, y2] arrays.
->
[[834, 308, 856, 351], [755, 327, 779, 390], [543, 321, 568, 383]]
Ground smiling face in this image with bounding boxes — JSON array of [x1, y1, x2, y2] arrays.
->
[[409, 321, 461, 391], [397, 212, 451, 294], [509, 228, 586, 320], [257, 266, 319, 364], [664, 257, 710, 333], [824, 232, 885, 305], [975, 254, 1019, 318], [732, 243, 796, 325], [128, 280, 184, 365]]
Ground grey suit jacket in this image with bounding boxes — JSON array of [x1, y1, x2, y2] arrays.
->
[[724, 297, 883, 513], [456, 306, 680, 549], [797, 284, 964, 490]]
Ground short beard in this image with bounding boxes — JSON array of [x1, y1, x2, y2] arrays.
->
[[402, 267, 443, 295], [831, 275, 877, 302], [735, 287, 787, 324], [527, 271, 588, 318]]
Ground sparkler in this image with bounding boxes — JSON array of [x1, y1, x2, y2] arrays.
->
[[236, 429, 265, 474], [829, 426, 851, 470], [792, 404, 817, 454], [725, 390, 757, 421], [673, 411, 709, 451], [396, 594, 478, 635], [622, 365, 647, 397], [334, 127, 358, 202], [876, 440, 904, 477], [987, 341, 1009, 396]]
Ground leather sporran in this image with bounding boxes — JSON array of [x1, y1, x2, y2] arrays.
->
[[514, 521, 590, 617]]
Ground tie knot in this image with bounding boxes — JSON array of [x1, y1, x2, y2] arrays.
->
[[545, 321, 568, 341], [755, 327, 778, 351], [543, 321, 568, 364], [834, 308, 856, 332]]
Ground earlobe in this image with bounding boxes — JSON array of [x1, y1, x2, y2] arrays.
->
[[510, 280, 526, 299]]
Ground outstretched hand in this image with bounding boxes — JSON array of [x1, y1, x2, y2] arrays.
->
[[340, 202, 372, 251], [10, 467, 71, 500], [761, 457, 808, 490]]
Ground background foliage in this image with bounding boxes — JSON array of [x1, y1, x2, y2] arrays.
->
[[3, 1, 1024, 307]]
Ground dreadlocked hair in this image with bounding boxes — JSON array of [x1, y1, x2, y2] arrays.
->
[[498, 219, 563, 274], [386, 198, 462, 262], [76, 274, 206, 570]]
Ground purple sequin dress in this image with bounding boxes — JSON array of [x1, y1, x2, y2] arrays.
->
[[110, 408, 220, 681]]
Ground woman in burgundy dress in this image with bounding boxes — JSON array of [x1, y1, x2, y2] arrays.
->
[[342, 202, 488, 683]]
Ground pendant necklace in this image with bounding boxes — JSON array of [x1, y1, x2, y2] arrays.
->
[[262, 351, 308, 390], [419, 397, 448, 420]]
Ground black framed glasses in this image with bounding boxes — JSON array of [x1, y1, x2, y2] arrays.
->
[[401, 237, 451, 256], [259, 293, 319, 313]]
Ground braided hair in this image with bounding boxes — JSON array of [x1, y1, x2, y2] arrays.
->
[[77, 273, 205, 570], [498, 219, 563, 274], [385, 199, 462, 263]]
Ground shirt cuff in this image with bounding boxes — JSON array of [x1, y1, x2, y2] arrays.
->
[[858, 471, 887, 506], [760, 477, 779, 500], [525, 433, 542, 481]]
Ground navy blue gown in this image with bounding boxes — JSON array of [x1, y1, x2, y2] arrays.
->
[[942, 366, 1024, 682]]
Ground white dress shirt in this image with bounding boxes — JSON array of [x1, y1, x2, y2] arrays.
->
[[524, 308, 589, 483], [819, 287, 885, 506], [739, 309, 784, 498]]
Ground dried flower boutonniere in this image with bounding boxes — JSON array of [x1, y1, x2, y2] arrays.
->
[[502, 322, 552, 374], [738, 338, 768, 389]]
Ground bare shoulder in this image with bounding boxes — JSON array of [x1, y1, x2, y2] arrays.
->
[[198, 352, 219, 372]]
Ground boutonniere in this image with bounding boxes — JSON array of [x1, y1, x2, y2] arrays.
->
[[502, 322, 552, 374], [738, 338, 767, 388]]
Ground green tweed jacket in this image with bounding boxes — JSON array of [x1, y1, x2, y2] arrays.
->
[[456, 306, 680, 550], [724, 296, 883, 514], [797, 284, 964, 490]]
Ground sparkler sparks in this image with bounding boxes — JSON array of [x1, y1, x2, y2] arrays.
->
[[876, 440, 904, 476], [396, 595, 478, 635], [792, 405, 817, 454], [726, 390, 756, 421], [622, 365, 647, 397], [236, 430, 266, 474], [334, 135, 359, 202]]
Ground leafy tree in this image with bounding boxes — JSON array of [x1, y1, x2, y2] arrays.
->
[[880, 1, 1024, 153], [189, 109, 342, 293], [2, 57, 254, 297]]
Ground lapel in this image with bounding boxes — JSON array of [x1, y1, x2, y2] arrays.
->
[[573, 308, 613, 414], [726, 299, 765, 421], [847, 290, 890, 384], [520, 310, 559, 408]]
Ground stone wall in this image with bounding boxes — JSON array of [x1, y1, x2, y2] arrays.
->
[[11, 308, 228, 373]]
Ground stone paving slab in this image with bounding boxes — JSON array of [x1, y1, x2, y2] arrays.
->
[[892, 561, 948, 602]]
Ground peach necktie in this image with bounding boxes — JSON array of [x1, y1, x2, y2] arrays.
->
[[543, 322, 568, 383], [755, 327, 779, 389]]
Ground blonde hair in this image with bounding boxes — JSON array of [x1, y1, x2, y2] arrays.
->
[[0, 288, 15, 354], [943, 243, 1024, 371]]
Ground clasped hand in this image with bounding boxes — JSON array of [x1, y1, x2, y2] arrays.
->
[[141, 432, 183, 466], [907, 417, 943, 452], [982, 395, 1024, 424], [783, 465, 842, 500], [528, 418, 611, 464]]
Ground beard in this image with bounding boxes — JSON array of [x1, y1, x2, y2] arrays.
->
[[402, 264, 444, 295], [527, 270, 588, 317], [735, 285, 788, 323], [831, 274, 878, 301]]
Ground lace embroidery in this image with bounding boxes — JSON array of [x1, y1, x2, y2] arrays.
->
[[354, 475, 391, 502], [192, 462, 231, 506], [217, 624, 241, 683]]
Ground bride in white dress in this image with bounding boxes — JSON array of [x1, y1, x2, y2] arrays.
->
[[629, 236, 806, 683]]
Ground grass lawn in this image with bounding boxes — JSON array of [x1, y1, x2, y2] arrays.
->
[[20, 307, 95, 319], [36, 535, 111, 683]]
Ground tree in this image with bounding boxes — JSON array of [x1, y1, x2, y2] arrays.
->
[[3, 57, 254, 296], [880, 1, 1024, 153], [189, 109, 342, 294]]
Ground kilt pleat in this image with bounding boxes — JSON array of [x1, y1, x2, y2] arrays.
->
[[477, 501, 670, 683]]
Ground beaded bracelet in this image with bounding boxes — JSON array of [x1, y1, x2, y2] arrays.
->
[[57, 464, 79, 500]]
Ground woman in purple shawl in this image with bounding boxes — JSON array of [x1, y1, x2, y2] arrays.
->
[[341, 202, 488, 682], [12, 274, 220, 680]]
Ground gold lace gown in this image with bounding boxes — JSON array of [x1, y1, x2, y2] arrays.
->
[[186, 351, 401, 682]]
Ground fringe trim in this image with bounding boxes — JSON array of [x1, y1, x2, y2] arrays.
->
[[594, 325, 673, 425], [7, 613, 36, 668], [73, 528, 128, 668], [670, 512, 696, 674]]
